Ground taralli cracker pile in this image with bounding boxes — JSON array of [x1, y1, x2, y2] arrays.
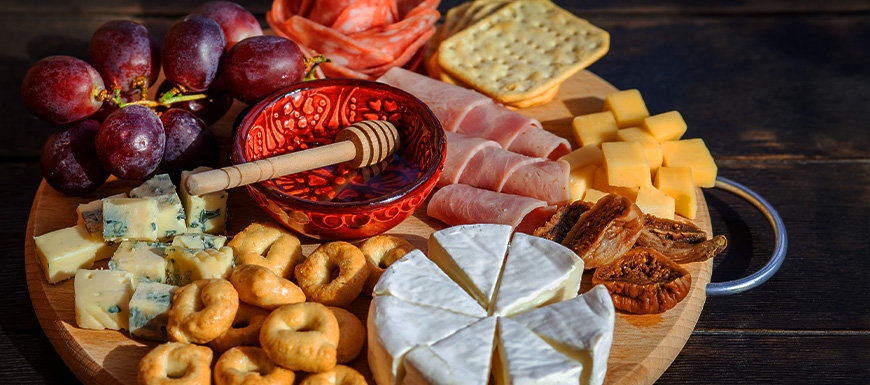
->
[[427, 0, 610, 108]]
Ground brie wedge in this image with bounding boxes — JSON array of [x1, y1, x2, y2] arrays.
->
[[494, 317, 582, 385], [402, 316, 497, 385]]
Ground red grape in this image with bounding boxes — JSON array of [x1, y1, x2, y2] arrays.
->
[[192, 1, 262, 51], [89, 20, 160, 93], [41, 119, 109, 195], [96, 104, 165, 179], [21, 56, 105, 124], [162, 14, 226, 92], [157, 81, 233, 125], [222, 35, 304, 104], [160, 109, 219, 177]]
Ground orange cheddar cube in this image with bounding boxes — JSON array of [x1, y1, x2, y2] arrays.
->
[[635, 185, 676, 219], [559, 144, 603, 171], [616, 127, 663, 171], [603, 89, 649, 128], [571, 111, 619, 147], [601, 142, 651, 188], [660, 138, 717, 187], [654, 167, 696, 219], [582, 188, 609, 204], [643, 111, 687, 142], [568, 165, 597, 202], [592, 166, 639, 201]]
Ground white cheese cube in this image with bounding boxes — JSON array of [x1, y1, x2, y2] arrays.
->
[[128, 282, 178, 341], [108, 241, 169, 284], [180, 168, 228, 234], [74, 269, 135, 330], [33, 225, 100, 283], [102, 197, 160, 242], [76, 193, 125, 235], [165, 246, 234, 286], [170, 233, 227, 249], [130, 174, 187, 240]]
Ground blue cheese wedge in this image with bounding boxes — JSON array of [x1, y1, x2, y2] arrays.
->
[[170, 233, 227, 249], [403, 316, 497, 385], [33, 225, 101, 283], [510, 285, 615, 385], [102, 197, 160, 242], [165, 246, 234, 285], [428, 224, 512, 310], [76, 193, 126, 235], [128, 282, 178, 341], [491, 233, 584, 317], [493, 317, 582, 385], [74, 269, 135, 330], [130, 174, 187, 240], [180, 167, 228, 234], [108, 241, 169, 284]]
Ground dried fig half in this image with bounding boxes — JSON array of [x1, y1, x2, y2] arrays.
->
[[533, 200, 593, 243], [561, 194, 644, 269], [592, 247, 692, 314]]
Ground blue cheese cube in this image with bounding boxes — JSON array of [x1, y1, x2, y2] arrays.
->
[[165, 246, 234, 286], [33, 225, 101, 283], [130, 174, 187, 240], [128, 282, 178, 341], [180, 167, 228, 234], [170, 234, 227, 249], [102, 197, 160, 242], [74, 269, 135, 330], [108, 241, 169, 284], [76, 193, 126, 235]]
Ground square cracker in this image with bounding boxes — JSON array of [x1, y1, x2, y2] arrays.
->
[[438, 0, 609, 103]]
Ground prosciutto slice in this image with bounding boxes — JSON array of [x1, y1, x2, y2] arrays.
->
[[427, 184, 555, 233]]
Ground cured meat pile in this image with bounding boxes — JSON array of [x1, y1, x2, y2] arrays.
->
[[267, 0, 440, 79], [376, 67, 573, 231]]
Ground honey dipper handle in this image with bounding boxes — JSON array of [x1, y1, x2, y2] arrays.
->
[[185, 120, 399, 196]]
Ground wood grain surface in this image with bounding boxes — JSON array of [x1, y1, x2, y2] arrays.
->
[[25, 71, 714, 385]]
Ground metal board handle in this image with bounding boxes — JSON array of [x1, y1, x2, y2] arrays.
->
[[706, 177, 788, 296]]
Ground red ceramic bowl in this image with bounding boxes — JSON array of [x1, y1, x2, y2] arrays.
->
[[232, 78, 445, 240]]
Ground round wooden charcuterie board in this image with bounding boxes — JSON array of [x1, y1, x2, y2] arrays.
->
[[24, 70, 713, 385]]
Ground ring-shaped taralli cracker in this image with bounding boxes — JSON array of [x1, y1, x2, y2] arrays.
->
[[299, 365, 367, 385], [138, 342, 213, 385], [228, 222, 303, 278], [209, 303, 270, 354], [294, 241, 368, 307], [214, 346, 295, 385], [327, 306, 366, 363], [359, 235, 415, 294], [168, 279, 239, 344], [231, 263, 306, 309], [259, 302, 339, 373]]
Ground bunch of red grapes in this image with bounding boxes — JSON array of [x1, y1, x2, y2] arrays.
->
[[22, 1, 312, 195]]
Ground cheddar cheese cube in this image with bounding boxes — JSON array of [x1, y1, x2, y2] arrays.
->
[[568, 165, 597, 202], [592, 166, 639, 201], [571, 111, 619, 147], [582, 188, 609, 204], [33, 225, 100, 283], [602, 142, 651, 188], [643, 111, 687, 142], [617, 127, 663, 171], [660, 138, 717, 187], [558, 144, 603, 171], [655, 167, 697, 219], [603, 89, 649, 128], [635, 185, 676, 219]]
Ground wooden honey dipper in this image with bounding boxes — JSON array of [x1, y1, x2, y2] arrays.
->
[[185, 120, 399, 196]]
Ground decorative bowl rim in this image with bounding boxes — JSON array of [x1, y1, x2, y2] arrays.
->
[[231, 77, 445, 212]]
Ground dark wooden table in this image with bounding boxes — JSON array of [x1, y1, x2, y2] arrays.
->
[[2, 0, 868, 384]]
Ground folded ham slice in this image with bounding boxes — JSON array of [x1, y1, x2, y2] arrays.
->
[[427, 184, 556, 234], [438, 131, 499, 187]]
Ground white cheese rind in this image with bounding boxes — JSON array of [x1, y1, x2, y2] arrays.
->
[[33, 225, 100, 283], [170, 233, 227, 249], [510, 285, 615, 385], [108, 241, 169, 284], [164, 246, 234, 285], [428, 224, 512, 309], [402, 316, 497, 385], [180, 168, 228, 234], [102, 197, 160, 242], [74, 269, 135, 330], [368, 296, 479, 385], [494, 317, 582, 385], [128, 282, 177, 341], [491, 233, 584, 317], [373, 249, 487, 318]]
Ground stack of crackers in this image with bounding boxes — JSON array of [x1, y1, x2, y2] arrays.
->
[[425, 0, 610, 109]]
